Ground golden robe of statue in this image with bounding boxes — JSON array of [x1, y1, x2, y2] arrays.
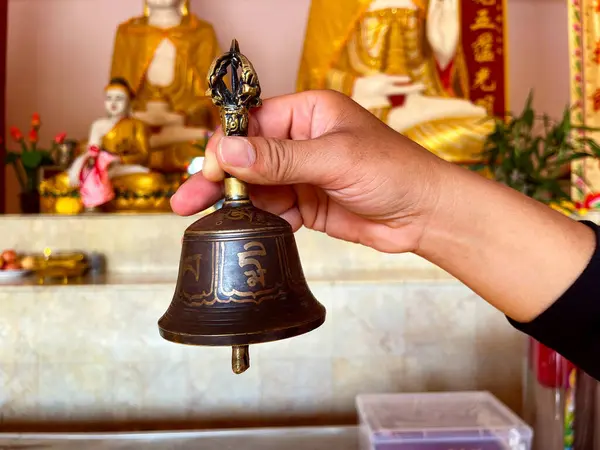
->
[[101, 117, 150, 166], [297, 0, 495, 164], [110, 13, 220, 129]]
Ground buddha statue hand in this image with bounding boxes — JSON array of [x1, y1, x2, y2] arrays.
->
[[388, 92, 487, 132], [134, 101, 185, 128], [352, 74, 425, 110]]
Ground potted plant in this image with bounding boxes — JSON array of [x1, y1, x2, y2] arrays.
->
[[4, 113, 67, 214], [477, 91, 600, 212]]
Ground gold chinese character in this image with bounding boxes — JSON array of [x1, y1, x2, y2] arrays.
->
[[475, 95, 495, 115], [472, 68, 497, 92], [472, 33, 495, 62], [594, 41, 600, 64], [470, 9, 499, 31], [474, 0, 495, 5], [237, 241, 268, 288]]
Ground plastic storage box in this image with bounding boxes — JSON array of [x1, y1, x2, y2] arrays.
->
[[357, 391, 533, 450]]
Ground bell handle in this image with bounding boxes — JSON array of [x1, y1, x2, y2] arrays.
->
[[220, 101, 254, 202], [208, 39, 260, 204]]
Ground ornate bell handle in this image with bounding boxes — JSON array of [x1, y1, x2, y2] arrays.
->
[[206, 39, 262, 204]]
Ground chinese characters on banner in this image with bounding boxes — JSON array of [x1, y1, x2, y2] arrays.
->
[[461, 0, 508, 117], [569, 0, 600, 209]]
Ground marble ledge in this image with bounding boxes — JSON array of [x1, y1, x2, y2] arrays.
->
[[0, 267, 458, 292]]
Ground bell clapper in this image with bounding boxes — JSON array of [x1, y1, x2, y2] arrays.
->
[[232, 345, 250, 374]]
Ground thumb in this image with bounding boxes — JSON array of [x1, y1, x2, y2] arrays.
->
[[216, 135, 338, 186]]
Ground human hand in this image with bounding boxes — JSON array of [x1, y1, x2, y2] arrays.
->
[[170, 90, 446, 254]]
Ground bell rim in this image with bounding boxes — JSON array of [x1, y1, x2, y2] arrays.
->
[[157, 312, 325, 347], [183, 225, 292, 238]]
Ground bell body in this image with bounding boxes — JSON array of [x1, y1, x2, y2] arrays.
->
[[158, 201, 326, 347]]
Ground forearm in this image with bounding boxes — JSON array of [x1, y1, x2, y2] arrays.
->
[[416, 162, 596, 322]]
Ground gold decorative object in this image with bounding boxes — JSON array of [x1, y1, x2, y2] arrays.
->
[[569, 0, 600, 210], [24, 248, 89, 284], [158, 40, 326, 375]]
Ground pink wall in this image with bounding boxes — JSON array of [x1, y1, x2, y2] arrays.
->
[[3, 0, 570, 213]]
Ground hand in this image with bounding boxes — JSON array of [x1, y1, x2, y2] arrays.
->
[[170, 90, 446, 254], [352, 75, 425, 110], [87, 146, 100, 158]]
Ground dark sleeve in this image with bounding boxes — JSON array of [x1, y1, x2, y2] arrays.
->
[[507, 220, 600, 380]]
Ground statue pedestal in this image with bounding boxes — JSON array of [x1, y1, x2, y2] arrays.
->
[[0, 213, 524, 428]]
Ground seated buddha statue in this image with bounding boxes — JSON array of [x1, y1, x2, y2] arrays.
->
[[40, 79, 177, 214], [296, 0, 495, 164], [110, 0, 221, 173]]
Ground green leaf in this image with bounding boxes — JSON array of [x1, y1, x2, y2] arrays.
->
[[4, 151, 20, 165], [20, 150, 44, 169]]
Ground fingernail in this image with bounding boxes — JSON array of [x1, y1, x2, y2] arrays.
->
[[218, 137, 256, 168]]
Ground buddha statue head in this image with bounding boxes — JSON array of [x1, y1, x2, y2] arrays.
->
[[144, 0, 189, 16], [105, 78, 134, 119]]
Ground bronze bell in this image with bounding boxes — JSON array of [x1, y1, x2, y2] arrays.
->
[[158, 40, 326, 374]]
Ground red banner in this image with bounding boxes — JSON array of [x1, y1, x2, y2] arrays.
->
[[460, 0, 508, 116]]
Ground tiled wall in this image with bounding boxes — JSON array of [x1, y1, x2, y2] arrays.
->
[[0, 214, 525, 428], [0, 280, 524, 427]]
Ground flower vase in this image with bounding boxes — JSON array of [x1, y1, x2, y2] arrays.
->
[[19, 191, 40, 214]]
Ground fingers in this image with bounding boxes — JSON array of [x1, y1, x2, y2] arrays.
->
[[248, 185, 296, 215], [384, 84, 425, 96], [200, 90, 365, 188], [215, 134, 350, 188], [387, 75, 412, 83], [279, 207, 303, 231], [201, 145, 225, 182], [170, 172, 223, 216]]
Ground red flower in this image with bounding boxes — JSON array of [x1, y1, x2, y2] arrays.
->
[[583, 192, 600, 209], [31, 112, 41, 129], [28, 129, 38, 144], [54, 132, 67, 144], [9, 127, 23, 142]]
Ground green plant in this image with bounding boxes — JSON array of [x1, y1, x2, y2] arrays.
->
[[477, 91, 600, 204], [3, 113, 66, 193]]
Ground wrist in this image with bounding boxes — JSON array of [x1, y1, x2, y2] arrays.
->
[[413, 159, 464, 259]]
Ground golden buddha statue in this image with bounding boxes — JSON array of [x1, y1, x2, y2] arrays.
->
[[110, 0, 221, 173], [296, 0, 496, 164], [40, 79, 179, 214]]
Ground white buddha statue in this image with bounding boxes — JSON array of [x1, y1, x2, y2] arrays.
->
[[40, 78, 173, 213], [67, 78, 152, 188]]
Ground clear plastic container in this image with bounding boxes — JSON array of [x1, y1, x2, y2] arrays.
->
[[357, 391, 533, 450]]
